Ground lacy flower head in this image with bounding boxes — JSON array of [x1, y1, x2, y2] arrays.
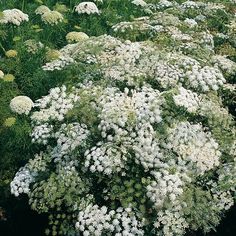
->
[[75, 2, 99, 15], [0, 9, 29, 26], [41, 10, 64, 25], [10, 96, 34, 115], [0, 70, 4, 79], [66, 31, 89, 43], [35, 5, 51, 15], [132, 0, 147, 7]]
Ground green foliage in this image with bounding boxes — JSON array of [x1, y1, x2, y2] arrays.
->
[[182, 187, 221, 233], [29, 167, 91, 213]]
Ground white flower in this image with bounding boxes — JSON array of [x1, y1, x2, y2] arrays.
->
[[75, 2, 99, 14], [66, 31, 89, 43], [0, 70, 4, 79], [131, 0, 147, 7], [173, 87, 200, 113], [76, 205, 143, 235], [35, 5, 51, 15], [167, 122, 221, 174], [10, 167, 34, 197], [158, 0, 174, 8], [0, 9, 29, 26], [184, 18, 198, 28], [10, 96, 34, 115], [41, 10, 63, 25]]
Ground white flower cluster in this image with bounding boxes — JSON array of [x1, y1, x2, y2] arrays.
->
[[75, 2, 99, 15], [24, 39, 44, 54], [52, 123, 90, 159], [35, 5, 63, 25], [205, 3, 226, 11], [212, 191, 234, 211], [230, 142, 236, 158], [31, 86, 79, 123], [212, 55, 236, 75], [66, 31, 89, 43], [207, 161, 236, 211], [133, 124, 163, 170], [103, 41, 142, 82], [43, 34, 227, 92], [0, 70, 4, 79], [169, 26, 193, 42], [112, 17, 164, 36], [131, 0, 147, 7], [166, 122, 221, 175], [173, 87, 200, 113], [10, 96, 34, 115], [199, 97, 233, 128], [27, 153, 48, 173], [98, 86, 162, 141], [184, 18, 198, 28], [42, 55, 74, 71], [31, 123, 54, 144], [75, 205, 144, 236], [35, 5, 51, 15], [10, 167, 34, 197], [157, 0, 174, 9], [186, 65, 226, 91], [199, 31, 214, 49], [154, 61, 185, 88], [154, 206, 189, 236], [181, 1, 201, 9], [84, 142, 127, 175], [0, 9, 29, 26], [41, 10, 63, 25], [147, 171, 184, 208], [112, 17, 159, 35]]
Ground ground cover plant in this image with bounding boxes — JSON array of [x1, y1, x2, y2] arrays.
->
[[0, 0, 236, 235]]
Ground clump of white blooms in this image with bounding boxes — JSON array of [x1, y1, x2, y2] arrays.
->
[[133, 124, 163, 170], [35, 5, 51, 15], [157, 0, 175, 9], [154, 206, 189, 236], [31, 85, 79, 122], [212, 55, 236, 75], [0, 9, 29, 26], [186, 65, 225, 91], [181, 1, 201, 9], [24, 39, 44, 54], [10, 96, 34, 115], [52, 123, 90, 159], [42, 55, 74, 71], [66, 31, 89, 43], [11, 1, 236, 236], [0, 70, 4, 79], [75, 2, 99, 15], [75, 205, 144, 235], [131, 0, 147, 7], [10, 167, 34, 196], [173, 87, 200, 113], [166, 122, 221, 175], [31, 124, 54, 145], [184, 18, 198, 28], [84, 142, 128, 175], [35, 5, 63, 25], [147, 171, 185, 207], [41, 10, 63, 25]]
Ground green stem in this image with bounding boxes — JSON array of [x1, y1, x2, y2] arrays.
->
[[0, 42, 6, 53], [22, 0, 25, 11]]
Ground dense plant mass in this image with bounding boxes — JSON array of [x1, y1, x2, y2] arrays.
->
[[1, 0, 236, 235]]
